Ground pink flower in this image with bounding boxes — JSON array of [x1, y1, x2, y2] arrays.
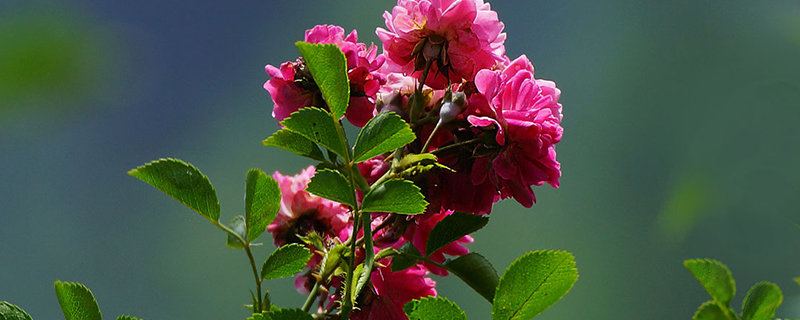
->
[[352, 265, 436, 320], [264, 25, 386, 127], [376, 0, 506, 88], [267, 166, 351, 247], [467, 55, 563, 207]]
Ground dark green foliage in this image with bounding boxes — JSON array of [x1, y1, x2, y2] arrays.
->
[[426, 212, 488, 256], [444, 253, 499, 303]]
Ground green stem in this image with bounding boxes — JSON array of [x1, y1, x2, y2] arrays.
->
[[429, 137, 482, 156], [420, 124, 441, 153], [215, 222, 263, 314], [301, 278, 321, 313], [244, 245, 263, 314]]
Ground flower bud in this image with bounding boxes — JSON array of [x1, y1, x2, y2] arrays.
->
[[437, 91, 467, 125]]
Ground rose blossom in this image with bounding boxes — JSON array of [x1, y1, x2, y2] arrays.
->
[[351, 265, 436, 320], [266, 166, 351, 247], [264, 25, 386, 127], [468, 55, 563, 207], [376, 0, 506, 88]]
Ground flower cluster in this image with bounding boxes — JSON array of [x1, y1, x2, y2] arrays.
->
[[263, 0, 563, 318]]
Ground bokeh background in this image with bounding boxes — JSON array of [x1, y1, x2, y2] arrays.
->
[[2, 0, 799, 319]]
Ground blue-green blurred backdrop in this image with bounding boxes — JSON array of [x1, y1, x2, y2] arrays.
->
[[2, 0, 799, 319]]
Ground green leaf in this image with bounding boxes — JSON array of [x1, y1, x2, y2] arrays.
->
[[226, 215, 247, 249], [741, 282, 782, 320], [295, 42, 349, 119], [245, 169, 281, 242], [128, 158, 220, 222], [251, 309, 314, 320], [0, 301, 34, 320], [391, 242, 422, 272], [116, 316, 144, 320], [306, 169, 356, 207], [684, 259, 736, 306], [260, 243, 312, 280], [263, 129, 327, 162], [281, 108, 349, 160], [404, 297, 467, 320], [53, 281, 102, 320], [426, 212, 488, 256], [794, 277, 799, 287], [353, 112, 415, 162], [444, 252, 499, 303], [362, 179, 428, 215], [492, 250, 579, 320], [693, 301, 729, 320]]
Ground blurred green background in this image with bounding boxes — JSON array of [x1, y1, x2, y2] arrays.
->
[[1, 0, 799, 319]]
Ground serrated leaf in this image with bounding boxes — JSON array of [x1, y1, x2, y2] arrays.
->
[[0, 301, 34, 320], [54, 281, 102, 320], [391, 242, 423, 272], [362, 179, 427, 215], [353, 112, 415, 162], [404, 297, 467, 320], [306, 169, 356, 207], [693, 301, 729, 320], [245, 169, 281, 242], [684, 259, 736, 306], [281, 108, 349, 160], [116, 316, 144, 320], [260, 243, 312, 280], [426, 212, 488, 256], [741, 282, 782, 320], [264, 309, 314, 320], [226, 215, 247, 249], [444, 252, 499, 303], [295, 42, 349, 119], [129, 158, 220, 222], [492, 250, 579, 320], [263, 129, 327, 162]]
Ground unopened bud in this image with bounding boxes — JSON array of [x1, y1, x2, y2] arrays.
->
[[437, 92, 468, 125], [377, 91, 405, 117]]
